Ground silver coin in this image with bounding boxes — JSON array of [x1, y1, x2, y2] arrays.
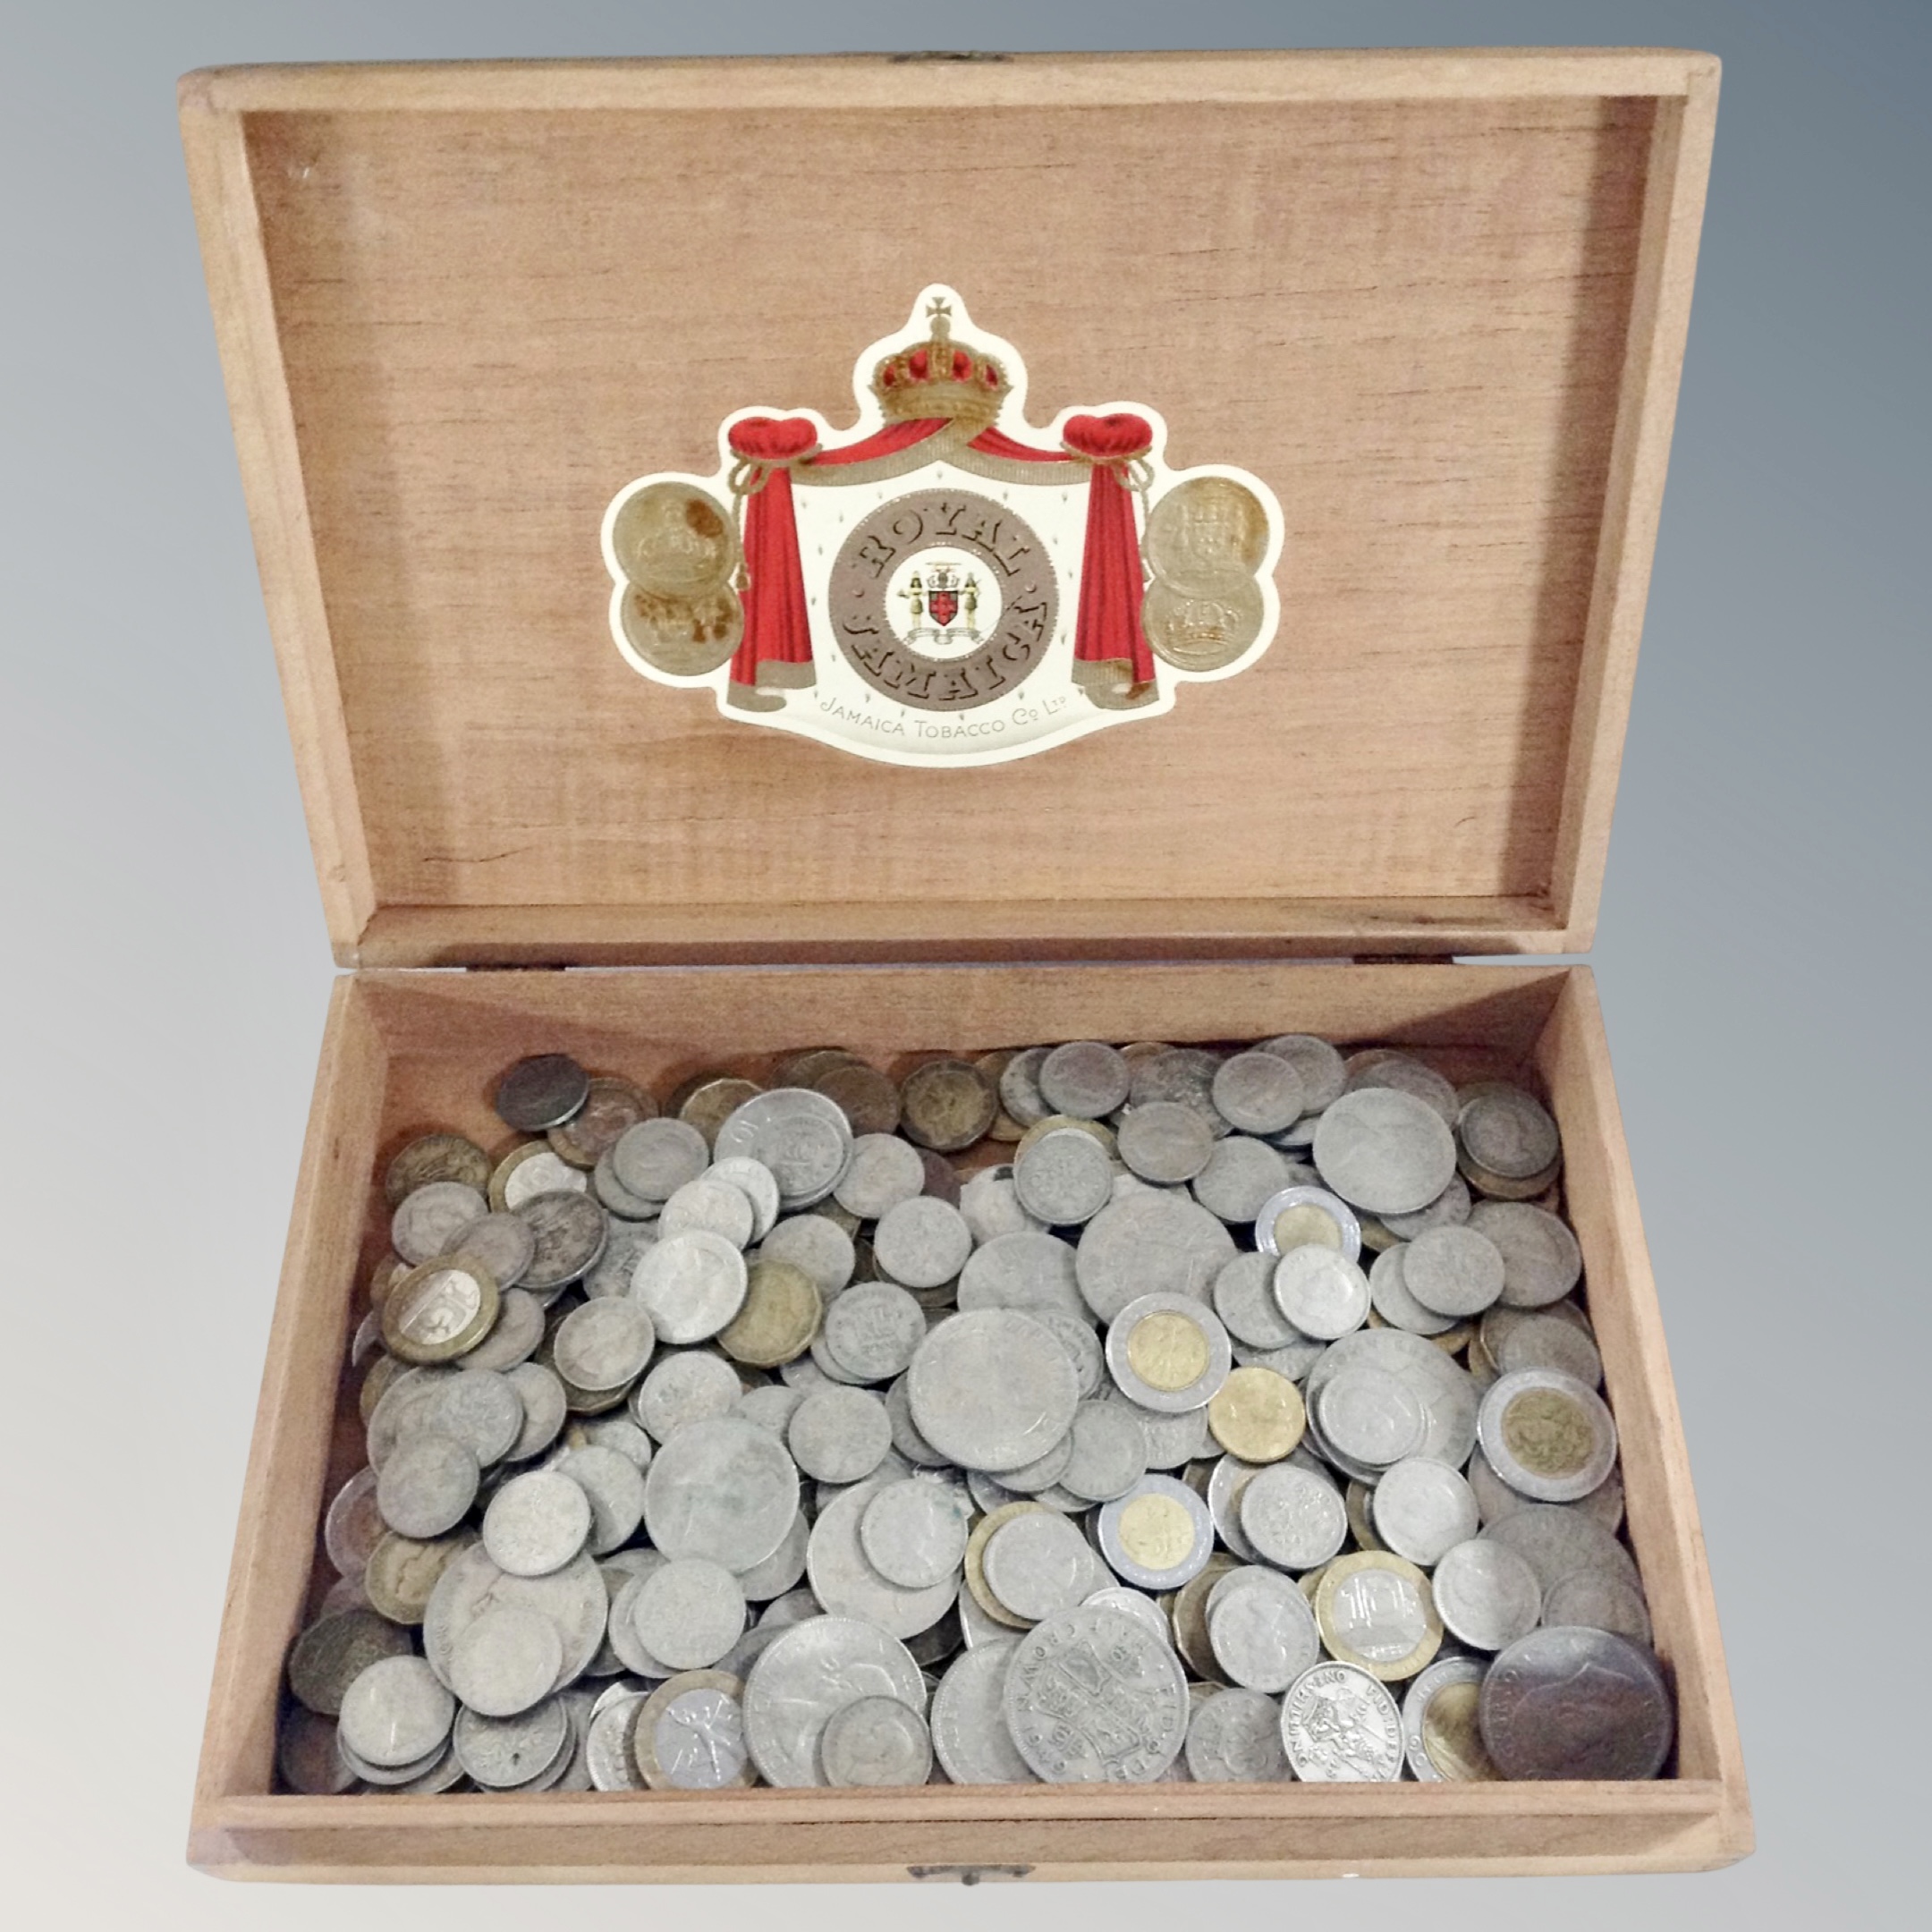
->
[[502, 1361, 569, 1462], [1209, 1252, 1298, 1351], [631, 1558, 746, 1671], [1059, 1400, 1149, 1503], [1205, 1452, 1266, 1561], [1075, 1191, 1235, 1322], [1497, 1310, 1604, 1388], [1542, 1568, 1652, 1645], [956, 1230, 1086, 1322], [1403, 1224, 1505, 1318], [1128, 1047, 1226, 1133], [611, 1117, 710, 1202], [1038, 1039, 1131, 1118], [982, 1510, 1097, 1623], [833, 1133, 925, 1219], [1432, 1538, 1543, 1649], [1371, 1457, 1480, 1565], [1185, 1685, 1290, 1782], [788, 1385, 893, 1484], [1317, 1366, 1426, 1467], [585, 1690, 648, 1789], [907, 1309, 1080, 1473], [323, 1467, 385, 1580], [1206, 1569, 1321, 1692], [1232, 1335, 1326, 1382], [1482, 1501, 1642, 1596], [641, 1677, 754, 1788], [1100, 1387, 1213, 1471], [631, 1347, 742, 1441], [958, 1166, 1042, 1244], [1312, 1089, 1458, 1216], [1105, 1292, 1233, 1412], [376, 1432, 479, 1539], [872, 1196, 972, 1289], [605, 1562, 674, 1678], [1271, 1246, 1369, 1341], [996, 1046, 1053, 1128], [1253, 1184, 1362, 1262], [1078, 1586, 1166, 1643], [1115, 1102, 1216, 1185], [1478, 1368, 1619, 1503], [642, 1414, 800, 1572], [444, 1210, 536, 1290], [705, 1157, 781, 1240], [1004, 1604, 1189, 1783], [881, 1375, 949, 1467], [502, 1149, 589, 1212], [1468, 1200, 1582, 1308], [1343, 1052, 1460, 1126], [929, 1639, 1035, 1784], [822, 1281, 927, 1383], [758, 1212, 856, 1298], [741, 1614, 925, 1788], [659, 1176, 756, 1250], [1401, 1653, 1490, 1780], [495, 1055, 591, 1132], [568, 1411, 654, 1471], [1258, 1036, 1346, 1111], [1028, 1308, 1105, 1399], [393, 1182, 490, 1267], [555, 1443, 648, 1554], [735, 1508, 810, 1603], [714, 1089, 853, 1210], [453, 1694, 572, 1787], [738, 1382, 807, 1440], [422, 1543, 606, 1697], [818, 1693, 934, 1786], [1381, 1174, 1473, 1241], [459, 1286, 547, 1372], [860, 1479, 969, 1589], [1481, 1625, 1673, 1778], [1458, 1086, 1562, 1181], [1191, 1136, 1293, 1224], [1013, 1126, 1115, 1225], [337, 1654, 455, 1768], [1096, 1473, 1215, 1590], [1279, 1660, 1402, 1780], [1239, 1462, 1348, 1570], [1211, 1052, 1308, 1135], [449, 1604, 564, 1716], [594, 1147, 665, 1220], [515, 1190, 609, 1292], [992, 1428, 1076, 1496], [631, 1231, 749, 1344], [1366, 1241, 1459, 1337], [482, 1469, 592, 1578], [1305, 1326, 1480, 1469], [806, 1478, 957, 1639], [423, 1368, 526, 1465], [552, 1298, 655, 1393]]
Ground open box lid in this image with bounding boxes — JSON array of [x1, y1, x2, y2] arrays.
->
[[180, 48, 1716, 969]]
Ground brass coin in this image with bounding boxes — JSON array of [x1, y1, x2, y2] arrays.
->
[[773, 1048, 866, 1087], [1125, 1312, 1212, 1393], [963, 1502, 1049, 1631], [1206, 1366, 1306, 1463], [379, 1256, 499, 1365], [384, 1134, 490, 1209], [716, 1259, 824, 1369], [1271, 1202, 1343, 1254], [675, 1077, 764, 1150], [365, 1530, 475, 1626], [1116, 1490, 1199, 1573], [1459, 1149, 1564, 1201], [899, 1059, 997, 1153], [1420, 1679, 1500, 1781], [548, 1076, 657, 1170], [1143, 475, 1271, 596], [1142, 577, 1265, 674], [1314, 1551, 1442, 1683], [810, 1062, 902, 1137], [1171, 1552, 1241, 1681], [1500, 1385, 1597, 1481], [611, 482, 740, 599]]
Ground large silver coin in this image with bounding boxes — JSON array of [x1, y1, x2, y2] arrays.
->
[[805, 1478, 958, 1639], [1192, 1137, 1293, 1224], [1480, 1626, 1674, 1779], [642, 1415, 800, 1572], [741, 1614, 925, 1788], [336, 1655, 455, 1769], [929, 1639, 1036, 1784], [1312, 1089, 1458, 1216], [1431, 1538, 1543, 1650], [1279, 1661, 1402, 1781], [1004, 1605, 1189, 1783], [1075, 1192, 1235, 1323], [631, 1232, 748, 1344], [714, 1089, 854, 1211], [907, 1310, 1080, 1473], [1343, 1052, 1459, 1126], [1185, 1686, 1291, 1783], [610, 1118, 710, 1203], [1467, 1200, 1583, 1308], [1257, 1035, 1346, 1111], [956, 1231, 1085, 1322]]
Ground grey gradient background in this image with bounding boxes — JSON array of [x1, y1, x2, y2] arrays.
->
[[1, 1, 1925, 1927]]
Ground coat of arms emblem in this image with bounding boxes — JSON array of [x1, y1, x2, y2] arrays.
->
[[603, 286, 1282, 767]]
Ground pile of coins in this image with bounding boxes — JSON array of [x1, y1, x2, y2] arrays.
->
[[278, 1036, 1674, 1796]]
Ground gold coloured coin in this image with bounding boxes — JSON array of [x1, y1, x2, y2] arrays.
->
[[1344, 1480, 1386, 1554], [358, 1351, 404, 1423], [548, 1076, 657, 1170], [364, 1530, 475, 1625], [1014, 1112, 1116, 1163], [1207, 1366, 1306, 1462], [900, 1059, 998, 1153], [1170, 1552, 1241, 1681], [1142, 577, 1265, 674], [1314, 1551, 1442, 1682], [1500, 1385, 1598, 1481], [973, 1050, 1028, 1142], [379, 1256, 498, 1365], [1125, 1311, 1212, 1393], [716, 1259, 823, 1368], [1271, 1203, 1343, 1254], [810, 1061, 902, 1137], [620, 584, 743, 679], [1420, 1680, 1501, 1781], [1116, 1491, 1199, 1573], [964, 1503, 1049, 1630], [611, 481, 740, 600], [1143, 475, 1270, 595], [675, 1076, 764, 1149], [383, 1134, 491, 1209]]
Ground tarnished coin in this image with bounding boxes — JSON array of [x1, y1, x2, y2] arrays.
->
[[1037, 1039, 1131, 1118], [834, 1132, 925, 1219], [1479, 1369, 1619, 1503], [1211, 1052, 1308, 1136], [377, 1431, 479, 1539], [549, 1075, 657, 1168], [338, 1654, 454, 1769], [1097, 1474, 1215, 1590], [516, 1190, 609, 1292], [1481, 1503, 1640, 1597], [503, 1361, 569, 1462], [1431, 1538, 1544, 1650], [632, 1231, 749, 1344], [1115, 1101, 1216, 1184], [1239, 1462, 1347, 1571], [1481, 1626, 1674, 1779], [631, 1558, 746, 1671], [860, 1478, 969, 1589], [809, 1061, 902, 1139], [1192, 1136, 1294, 1224], [742, 1615, 925, 1788], [1402, 1654, 1498, 1781], [1272, 1245, 1369, 1341], [1209, 1252, 1301, 1352], [496, 1054, 592, 1133], [1370, 1457, 1480, 1566], [819, 1694, 934, 1786], [496, 1146, 591, 1213], [1402, 1224, 1506, 1318], [899, 1059, 996, 1153], [1467, 1200, 1583, 1308], [450, 1604, 566, 1717], [1076, 1191, 1235, 1322], [659, 1176, 756, 1250], [552, 1298, 655, 1393], [482, 1469, 592, 1578], [788, 1385, 893, 1484], [275, 1706, 356, 1794], [1343, 1052, 1459, 1127], [1186, 1685, 1290, 1782], [642, 1415, 800, 1573], [634, 1670, 754, 1788], [1144, 472, 1270, 595], [453, 1695, 572, 1789], [287, 1606, 412, 1716], [996, 1046, 1053, 1129], [1013, 1125, 1114, 1224], [908, 1309, 1080, 1473], [1312, 1089, 1458, 1216], [611, 1117, 711, 1202], [1543, 1567, 1653, 1645], [930, 1640, 1035, 1784], [593, 1148, 664, 1221], [872, 1195, 971, 1289], [386, 1133, 491, 1209], [1004, 1605, 1189, 1783], [1458, 1085, 1562, 1181], [672, 1075, 761, 1149], [632, 1349, 741, 1442], [716, 1258, 823, 1368], [1280, 1660, 1403, 1781], [1313, 1551, 1441, 1682], [1207, 1364, 1305, 1462], [1059, 1400, 1149, 1503], [1254, 1184, 1361, 1262], [423, 1543, 606, 1697], [365, 1530, 474, 1626], [392, 1181, 490, 1267], [442, 1211, 536, 1296], [1106, 1294, 1232, 1413], [822, 1280, 926, 1383]]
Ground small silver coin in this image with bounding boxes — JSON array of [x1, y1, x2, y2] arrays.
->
[[453, 1695, 572, 1788], [1205, 1570, 1321, 1693], [1209, 1251, 1301, 1351], [872, 1195, 972, 1289], [1542, 1568, 1653, 1645], [1075, 1191, 1235, 1322], [1279, 1661, 1402, 1780], [821, 1281, 927, 1383], [1116, 1101, 1216, 1184], [705, 1157, 781, 1240], [758, 1213, 857, 1297], [1458, 1086, 1562, 1181], [503, 1362, 569, 1462], [806, 1478, 958, 1640], [1478, 1368, 1619, 1503], [611, 1117, 711, 1202], [555, 1443, 648, 1554], [1096, 1473, 1216, 1590], [1468, 1199, 1583, 1308], [1367, 1242, 1458, 1337], [742, 1615, 926, 1788], [642, 1414, 800, 1573], [1186, 1685, 1291, 1782], [1304, 1326, 1480, 1470], [496, 1055, 592, 1132], [482, 1469, 593, 1578], [834, 1133, 926, 1218], [1432, 1538, 1544, 1650], [958, 1166, 1042, 1243], [1004, 1604, 1189, 1783], [1272, 1244, 1370, 1341], [1381, 1174, 1473, 1241], [1402, 1224, 1506, 1318], [1239, 1462, 1348, 1571], [735, 1509, 810, 1604], [631, 1231, 749, 1344], [631, 1558, 747, 1671], [1401, 1654, 1490, 1781], [983, 1510, 1098, 1623], [444, 1210, 536, 1290], [552, 1297, 655, 1392], [929, 1639, 1036, 1784], [714, 1089, 854, 1211], [1128, 1047, 1227, 1137], [393, 1182, 490, 1267], [503, 1148, 590, 1212], [1370, 1457, 1481, 1565], [787, 1385, 893, 1484], [594, 1147, 665, 1221], [585, 1690, 649, 1790], [1013, 1126, 1115, 1225], [631, 1347, 741, 1441], [515, 1190, 610, 1292], [1191, 1136, 1294, 1224], [449, 1604, 566, 1717], [337, 1655, 456, 1769], [908, 1309, 1080, 1473], [1480, 1626, 1673, 1779], [997, 1046, 1054, 1129], [1258, 1035, 1347, 1111], [1211, 1051, 1308, 1135], [659, 1176, 757, 1250], [1317, 1366, 1427, 1467], [1038, 1039, 1132, 1119], [1312, 1089, 1459, 1216], [819, 1693, 935, 1786], [860, 1478, 969, 1589], [1496, 1311, 1604, 1388], [459, 1287, 547, 1372], [376, 1431, 479, 1539], [1253, 1184, 1362, 1262], [423, 1544, 606, 1698], [1058, 1400, 1149, 1503]]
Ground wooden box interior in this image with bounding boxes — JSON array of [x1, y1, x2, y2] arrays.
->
[[191, 962, 1749, 1881]]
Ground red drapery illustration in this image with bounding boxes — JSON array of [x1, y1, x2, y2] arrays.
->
[[724, 409, 1155, 706]]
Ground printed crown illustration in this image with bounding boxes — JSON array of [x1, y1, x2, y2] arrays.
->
[[871, 297, 1009, 428]]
